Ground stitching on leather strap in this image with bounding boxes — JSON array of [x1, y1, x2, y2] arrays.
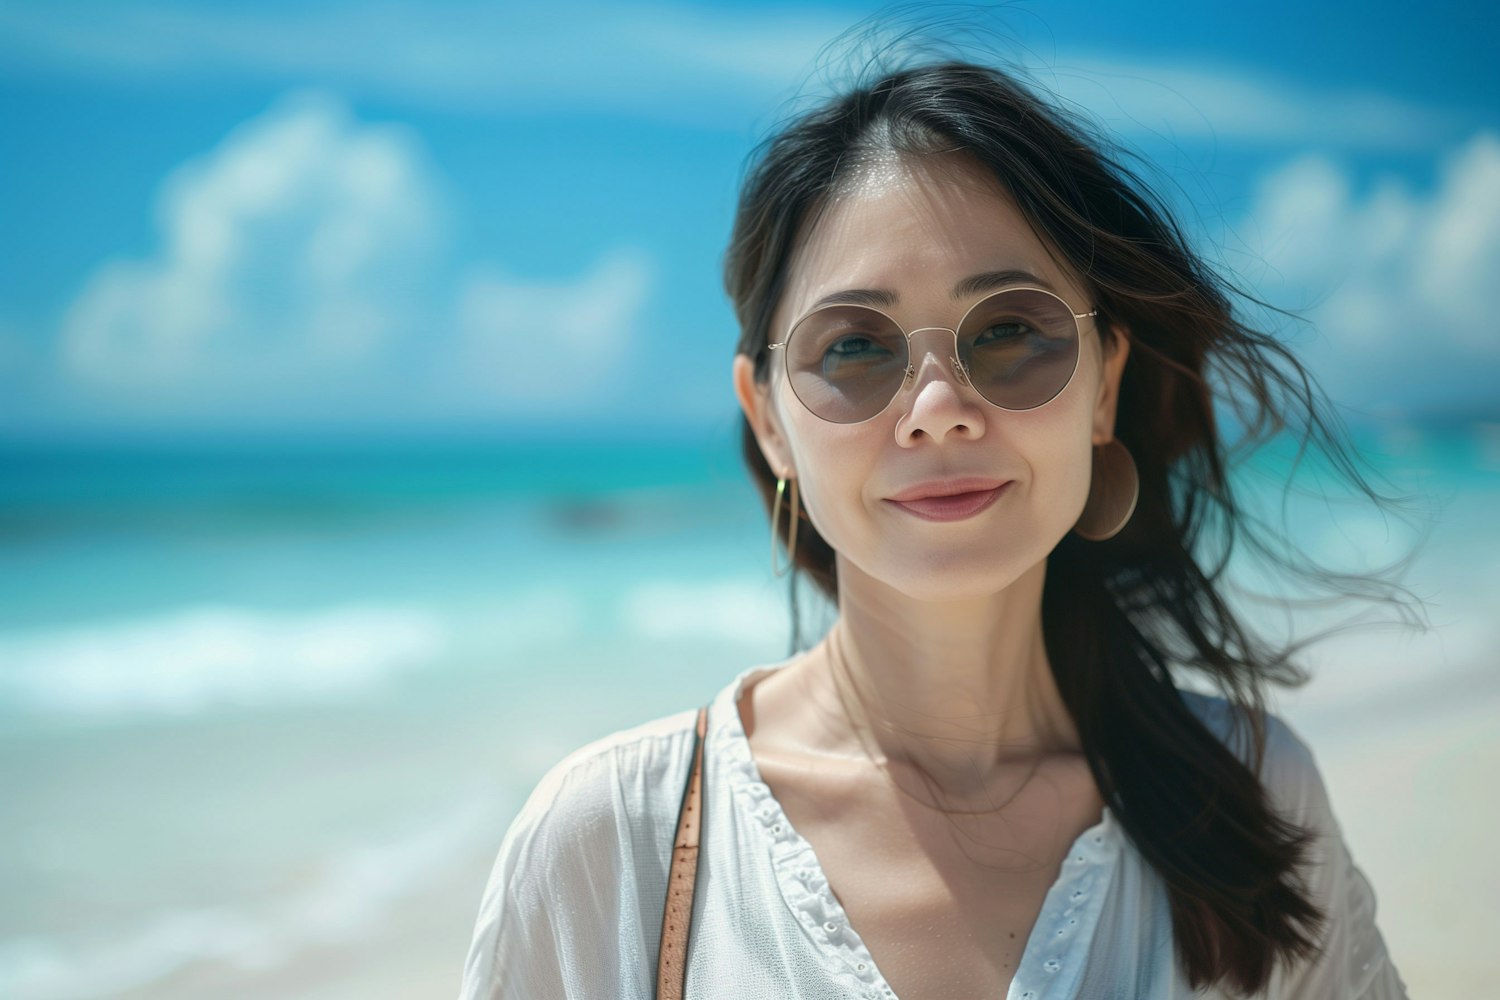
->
[[655, 705, 708, 999]]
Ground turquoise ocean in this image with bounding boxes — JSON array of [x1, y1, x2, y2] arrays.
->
[[1, 416, 1496, 999]]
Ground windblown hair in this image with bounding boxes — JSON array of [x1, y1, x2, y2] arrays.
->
[[723, 57, 1427, 996]]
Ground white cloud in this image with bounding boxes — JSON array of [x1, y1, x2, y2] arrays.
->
[[1234, 131, 1500, 417], [1038, 55, 1464, 151], [61, 92, 443, 396], [0, 1, 843, 128], [451, 249, 653, 405], [0, 1, 1472, 149], [52, 91, 654, 425]]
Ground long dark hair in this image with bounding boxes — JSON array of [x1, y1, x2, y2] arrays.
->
[[723, 57, 1428, 995]]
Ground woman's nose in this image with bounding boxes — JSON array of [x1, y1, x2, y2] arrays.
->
[[896, 330, 986, 440]]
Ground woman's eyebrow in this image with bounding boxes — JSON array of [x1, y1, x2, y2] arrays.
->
[[806, 269, 1054, 312], [951, 269, 1054, 301]]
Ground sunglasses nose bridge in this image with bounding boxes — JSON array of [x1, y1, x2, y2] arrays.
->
[[901, 325, 971, 389]]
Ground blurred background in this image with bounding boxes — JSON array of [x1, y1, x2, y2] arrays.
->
[[1, 1, 1496, 997]]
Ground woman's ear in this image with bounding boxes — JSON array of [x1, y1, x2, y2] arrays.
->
[[733, 353, 795, 477], [1092, 323, 1131, 446]]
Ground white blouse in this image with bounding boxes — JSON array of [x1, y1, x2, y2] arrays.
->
[[459, 660, 1408, 999]]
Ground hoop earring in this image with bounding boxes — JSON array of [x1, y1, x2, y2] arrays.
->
[[1073, 438, 1139, 541], [770, 475, 800, 577]]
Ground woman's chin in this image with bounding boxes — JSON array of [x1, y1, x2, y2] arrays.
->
[[869, 559, 1042, 605]]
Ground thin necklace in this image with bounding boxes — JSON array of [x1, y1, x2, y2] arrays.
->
[[824, 624, 1041, 818]]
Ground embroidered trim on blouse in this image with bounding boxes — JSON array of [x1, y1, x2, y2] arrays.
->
[[712, 664, 1123, 999]]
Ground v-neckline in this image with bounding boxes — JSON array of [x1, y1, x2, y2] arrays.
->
[[715, 661, 1122, 1000]]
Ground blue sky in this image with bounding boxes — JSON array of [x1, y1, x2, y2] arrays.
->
[[1, 0, 1496, 445]]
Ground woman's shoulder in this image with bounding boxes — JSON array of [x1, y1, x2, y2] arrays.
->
[[547, 705, 702, 780], [461, 704, 710, 998], [508, 705, 702, 840], [474, 705, 704, 923], [500, 661, 772, 857]]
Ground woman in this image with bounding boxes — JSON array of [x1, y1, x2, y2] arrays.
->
[[461, 58, 1413, 999]]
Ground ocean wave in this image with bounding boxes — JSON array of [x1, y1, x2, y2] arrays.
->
[[0, 604, 449, 720], [618, 577, 791, 644], [0, 790, 504, 1000]]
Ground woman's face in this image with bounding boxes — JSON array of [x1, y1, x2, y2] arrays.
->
[[733, 152, 1130, 603]]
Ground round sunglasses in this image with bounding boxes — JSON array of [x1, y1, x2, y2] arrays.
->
[[768, 285, 1097, 424]]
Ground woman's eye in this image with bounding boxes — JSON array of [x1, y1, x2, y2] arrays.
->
[[976, 322, 1031, 343], [828, 335, 886, 357]]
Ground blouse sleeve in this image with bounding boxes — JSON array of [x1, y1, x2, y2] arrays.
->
[[457, 746, 657, 1000], [1256, 713, 1410, 1000]]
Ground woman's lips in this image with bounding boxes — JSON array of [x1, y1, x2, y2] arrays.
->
[[884, 483, 1011, 521]]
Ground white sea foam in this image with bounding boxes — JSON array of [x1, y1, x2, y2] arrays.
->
[[618, 577, 791, 645], [0, 788, 504, 1000], [0, 604, 449, 719], [461, 586, 588, 650]]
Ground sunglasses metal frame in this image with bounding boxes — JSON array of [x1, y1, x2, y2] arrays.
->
[[767, 285, 1099, 423]]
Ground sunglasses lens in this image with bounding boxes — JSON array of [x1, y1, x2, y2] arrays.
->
[[784, 305, 908, 423], [958, 288, 1081, 410], [779, 289, 1083, 422]]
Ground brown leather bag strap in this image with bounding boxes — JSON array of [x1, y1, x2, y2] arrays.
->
[[656, 704, 709, 999]]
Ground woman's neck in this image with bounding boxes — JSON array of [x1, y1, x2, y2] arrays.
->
[[807, 555, 1083, 798]]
